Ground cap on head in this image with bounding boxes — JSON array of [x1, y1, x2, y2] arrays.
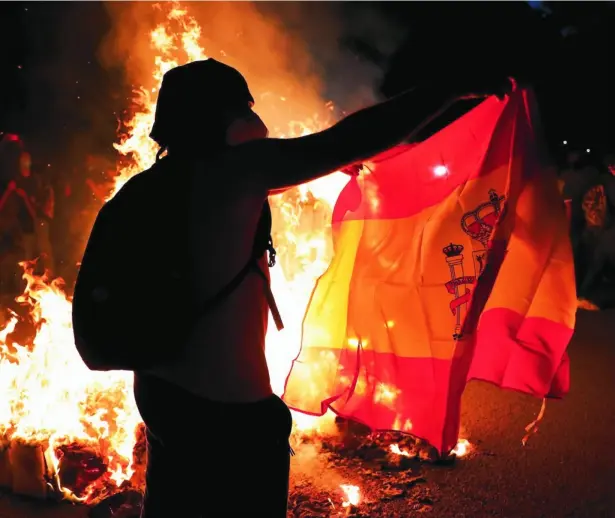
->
[[150, 59, 255, 148]]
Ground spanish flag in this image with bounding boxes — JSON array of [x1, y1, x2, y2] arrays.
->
[[282, 89, 575, 455]]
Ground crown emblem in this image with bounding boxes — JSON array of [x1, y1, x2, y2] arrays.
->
[[443, 242, 464, 257], [461, 189, 506, 247]]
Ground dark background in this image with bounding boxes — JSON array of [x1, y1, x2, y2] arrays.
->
[[346, 1, 614, 159], [0, 1, 613, 173]]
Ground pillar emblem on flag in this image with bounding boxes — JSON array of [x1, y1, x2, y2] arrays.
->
[[442, 190, 506, 340], [443, 243, 473, 340]]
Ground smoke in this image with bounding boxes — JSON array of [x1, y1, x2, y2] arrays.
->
[[99, 1, 404, 131], [253, 2, 404, 110], [6, 3, 121, 166], [290, 443, 346, 489]]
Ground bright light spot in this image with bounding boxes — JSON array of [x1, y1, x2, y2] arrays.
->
[[563, 140, 567, 145], [452, 438, 471, 457], [586, 148, 591, 153], [340, 484, 361, 507], [390, 443, 410, 456], [433, 165, 448, 177]]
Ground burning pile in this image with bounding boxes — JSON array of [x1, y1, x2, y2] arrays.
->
[[0, 2, 470, 512]]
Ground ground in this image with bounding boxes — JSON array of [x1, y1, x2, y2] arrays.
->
[[1, 309, 614, 517]]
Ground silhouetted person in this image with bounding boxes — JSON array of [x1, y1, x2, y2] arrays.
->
[[0, 136, 38, 293], [579, 221, 615, 309], [132, 59, 512, 517], [560, 150, 601, 285], [577, 153, 615, 306], [598, 153, 615, 220]]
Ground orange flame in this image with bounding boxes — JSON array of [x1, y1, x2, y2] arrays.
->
[[340, 484, 361, 507], [451, 438, 471, 457], [389, 443, 410, 457], [0, 263, 139, 501], [0, 2, 346, 501], [389, 438, 472, 459]]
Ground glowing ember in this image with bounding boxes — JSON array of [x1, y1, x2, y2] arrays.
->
[[452, 438, 471, 457], [340, 484, 361, 507], [389, 443, 410, 457], [389, 439, 472, 459]]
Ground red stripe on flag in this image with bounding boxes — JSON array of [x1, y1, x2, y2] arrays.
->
[[284, 309, 572, 453], [470, 308, 573, 397], [333, 95, 517, 223]]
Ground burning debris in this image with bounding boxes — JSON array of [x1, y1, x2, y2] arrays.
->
[[285, 433, 442, 517], [283, 419, 471, 518], [0, 264, 139, 503], [0, 405, 471, 516]]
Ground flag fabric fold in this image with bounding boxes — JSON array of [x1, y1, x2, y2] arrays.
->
[[282, 90, 576, 454]]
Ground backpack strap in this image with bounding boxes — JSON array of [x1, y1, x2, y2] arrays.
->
[[254, 201, 276, 266], [253, 201, 283, 330], [252, 261, 284, 331], [196, 201, 284, 331]]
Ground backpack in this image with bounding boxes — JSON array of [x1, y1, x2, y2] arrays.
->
[[72, 158, 281, 372]]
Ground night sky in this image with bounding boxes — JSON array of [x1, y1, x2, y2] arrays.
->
[[0, 1, 614, 177]]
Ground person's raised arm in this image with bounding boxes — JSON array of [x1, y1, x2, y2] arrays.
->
[[231, 85, 453, 192], [230, 79, 512, 192]]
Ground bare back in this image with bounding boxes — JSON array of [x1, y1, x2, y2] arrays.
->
[[150, 156, 273, 402]]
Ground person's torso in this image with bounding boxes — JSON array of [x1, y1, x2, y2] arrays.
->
[[150, 158, 274, 403]]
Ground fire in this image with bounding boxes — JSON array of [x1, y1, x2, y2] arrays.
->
[[389, 438, 472, 459], [451, 438, 471, 457], [0, 2, 344, 502], [0, 264, 139, 502], [111, 4, 209, 196], [340, 484, 361, 508], [390, 443, 411, 457]]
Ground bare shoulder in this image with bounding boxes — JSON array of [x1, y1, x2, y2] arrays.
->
[[190, 152, 268, 199], [213, 135, 339, 192]]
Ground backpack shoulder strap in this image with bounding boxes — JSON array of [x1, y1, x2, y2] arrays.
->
[[251, 260, 284, 331], [196, 200, 284, 331]]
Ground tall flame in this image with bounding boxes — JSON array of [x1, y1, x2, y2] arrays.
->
[[0, 2, 347, 501]]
